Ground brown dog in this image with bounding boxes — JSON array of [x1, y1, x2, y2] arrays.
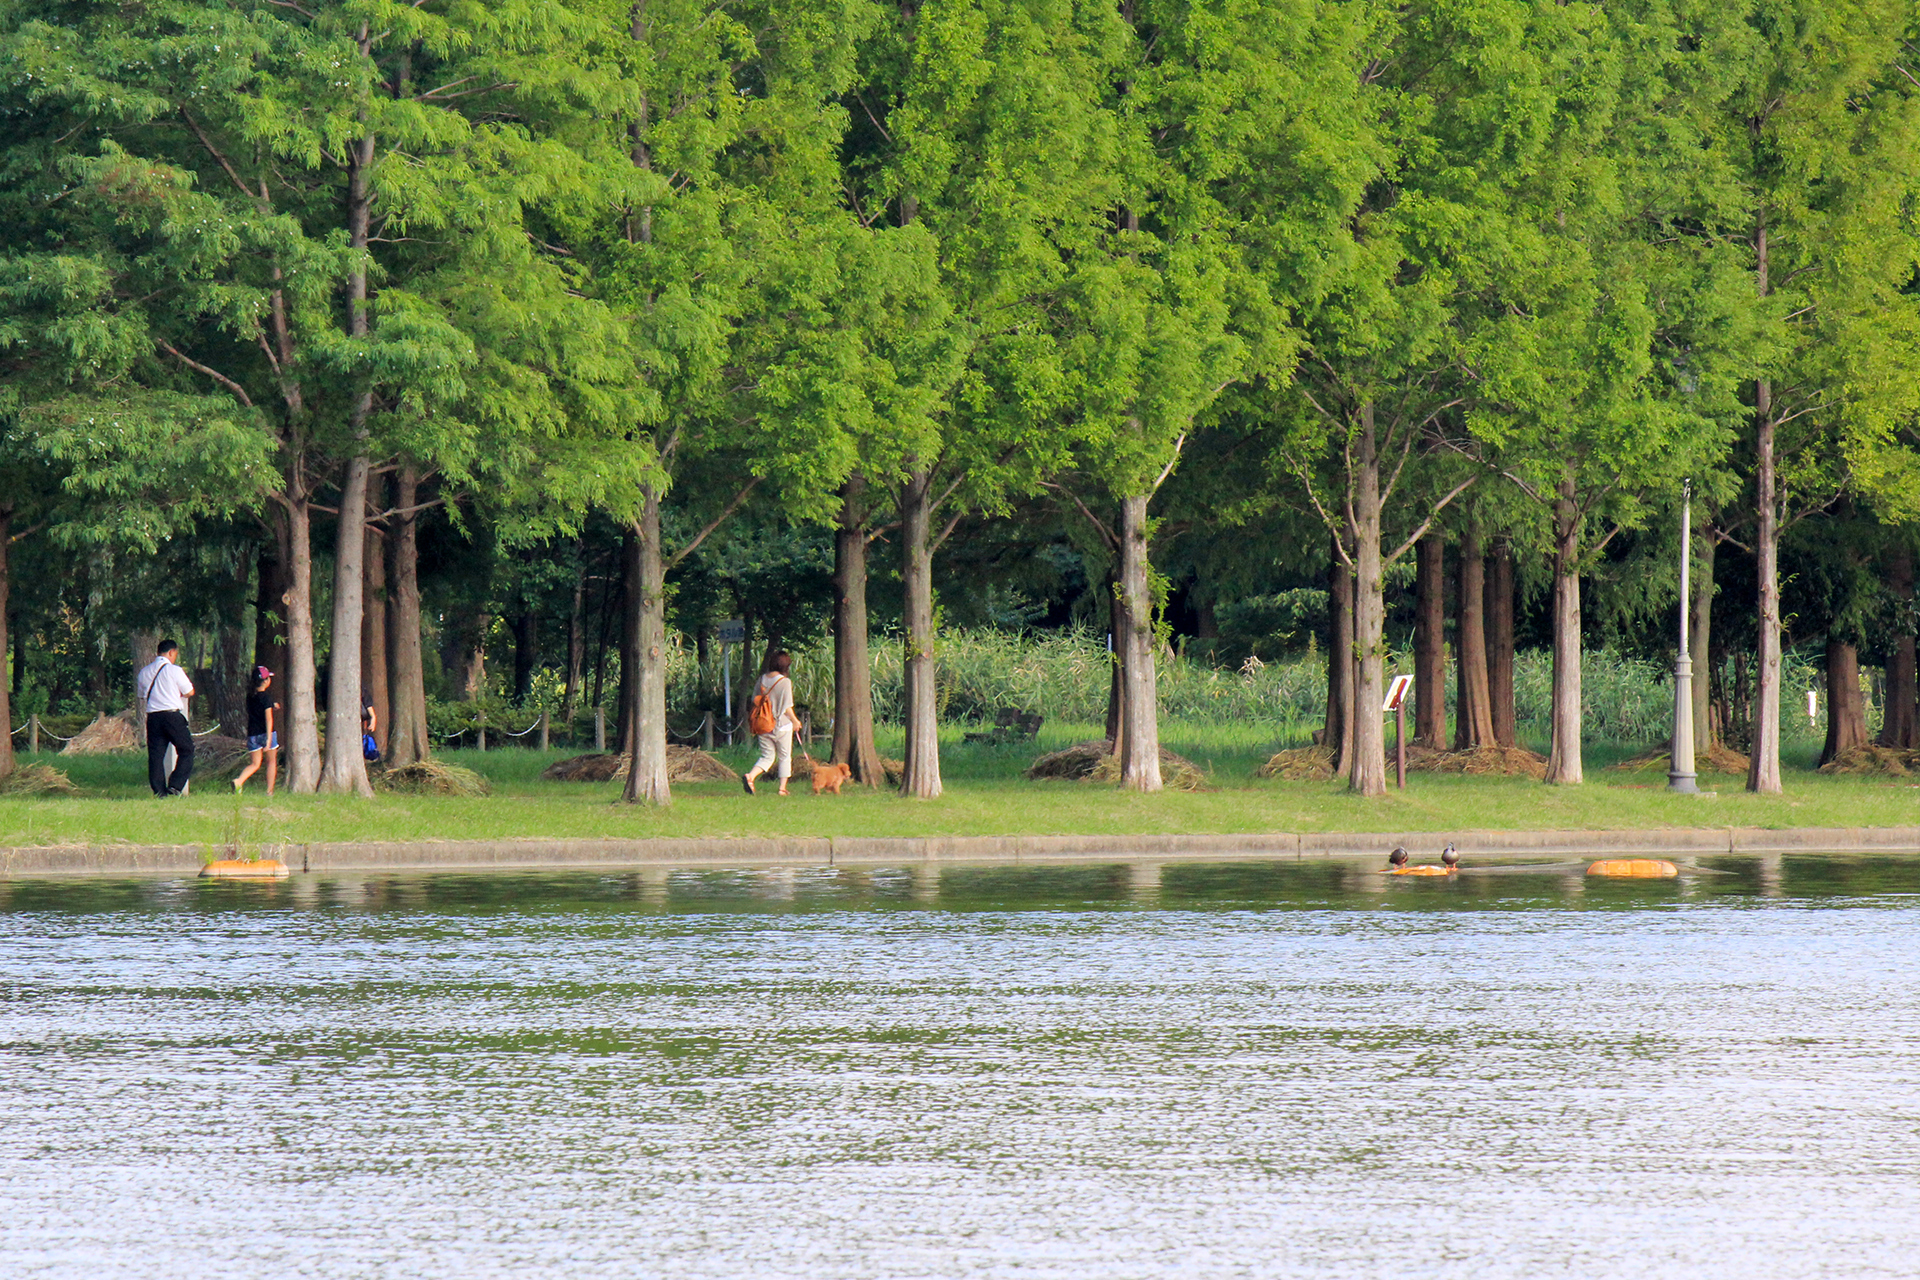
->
[[810, 761, 853, 795]]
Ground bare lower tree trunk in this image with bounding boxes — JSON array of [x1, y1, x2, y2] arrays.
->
[[1454, 525, 1495, 750], [1748, 211, 1783, 795], [899, 468, 942, 798], [285, 492, 322, 791], [565, 540, 586, 730], [1414, 532, 1446, 749], [1749, 400, 1782, 793], [1325, 537, 1355, 767], [0, 507, 12, 779], [1692, 531, 1717, 750], [362, 500, 388, 758], [1883, 540, 1918, 749], [318, 101, 375, 798], [1820, 636, 1868, 766], [319, 454, 373, 796], [1487, 539, 1516, 748], [253, 540, 288, 692], [831, 479, 882, 785], [1545, 473, 1583, 785], [512, 611, 538, 705], [385, 466, 429, 767], [622, 487, 671, 805], [1347, 405, 1387, 797], [1105, 572, 1125, 746], [1117, 493, 1162, 791]]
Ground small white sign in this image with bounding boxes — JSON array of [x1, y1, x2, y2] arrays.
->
[[717, 619, 746, 644], [1382, 674, 1414, 713]]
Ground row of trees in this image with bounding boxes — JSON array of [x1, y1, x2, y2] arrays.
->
[[3, 0, 1919, 802]]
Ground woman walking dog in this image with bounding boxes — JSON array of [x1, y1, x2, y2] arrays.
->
[[742, 652, 802, 796]]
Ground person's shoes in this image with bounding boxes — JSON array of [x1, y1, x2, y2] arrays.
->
[[231, 779, 243, 793], [742, 773, 755, 795]]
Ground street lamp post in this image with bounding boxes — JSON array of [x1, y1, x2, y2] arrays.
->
[[1669, 480, 1699, 794]]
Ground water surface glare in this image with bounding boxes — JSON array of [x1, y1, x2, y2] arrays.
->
[[2, 857, 1917, 1278]]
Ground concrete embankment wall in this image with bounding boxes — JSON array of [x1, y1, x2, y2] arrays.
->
[[4, 827, 1920, 877]]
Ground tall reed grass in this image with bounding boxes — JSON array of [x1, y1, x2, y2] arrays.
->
[[503, 626, 1827, 749]]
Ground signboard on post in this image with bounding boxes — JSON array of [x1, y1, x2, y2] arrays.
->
[[1382, 674, 1414, 713], [1382, 674, 1413, 790], [717, 619, 746, 644]]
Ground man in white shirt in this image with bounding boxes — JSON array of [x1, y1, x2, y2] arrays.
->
[[136, 638, 196, 796]]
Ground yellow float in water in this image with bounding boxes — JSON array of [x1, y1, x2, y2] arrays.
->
[[1586, 858, 1678, 879], [1389, 865, 1454, 876], [201, 859, 289, 879]]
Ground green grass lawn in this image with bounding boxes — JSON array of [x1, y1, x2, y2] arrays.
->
[[1, 721, 1913, 849]]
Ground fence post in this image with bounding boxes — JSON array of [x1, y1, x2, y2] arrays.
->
[[477, 708, 487, 752], [702, 710, 714, 752], [594, 706, 606, 752], [28, 713, 37, 755], [538, 710, 549, 751]]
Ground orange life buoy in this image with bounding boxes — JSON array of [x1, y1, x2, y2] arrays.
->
[[201, 859, 290, 879], [1586, 858, 1678, 879]]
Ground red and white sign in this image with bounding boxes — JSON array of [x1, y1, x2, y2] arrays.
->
[[1382, 674, 1414, 713]]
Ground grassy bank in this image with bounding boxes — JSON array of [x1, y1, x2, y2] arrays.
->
[[0, 721, 1914, 853]]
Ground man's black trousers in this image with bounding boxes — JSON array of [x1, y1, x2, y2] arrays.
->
[[146, 710, 194, 796]]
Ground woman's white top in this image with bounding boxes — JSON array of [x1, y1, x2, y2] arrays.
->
[[758, 673, 794, 729]]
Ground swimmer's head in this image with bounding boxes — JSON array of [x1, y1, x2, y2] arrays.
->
[[1388, 847, 1409, 867]]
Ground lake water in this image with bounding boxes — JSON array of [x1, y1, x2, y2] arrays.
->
[[1, 856, 1917, 1279]]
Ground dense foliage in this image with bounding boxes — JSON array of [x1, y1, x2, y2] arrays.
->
[[3, 0, 1918, 800]]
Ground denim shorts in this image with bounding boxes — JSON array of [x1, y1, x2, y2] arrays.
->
[[247, 732, 279, 751]]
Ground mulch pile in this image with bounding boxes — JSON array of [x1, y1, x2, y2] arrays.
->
[[1026, 739, 1208, 791], [0, 763, 79, 795], [1817, 745, 1920, 776], [1255, 745, 1337, 781], [1610, 741, 1752, 776], [374, 760, 492, 797], [542, 747, 739, 784], [1409, 744, 1549, 780], [61, 712, 139, 755]]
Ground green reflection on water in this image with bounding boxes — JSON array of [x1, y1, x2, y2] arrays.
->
[[4, 852, 1920, 916]]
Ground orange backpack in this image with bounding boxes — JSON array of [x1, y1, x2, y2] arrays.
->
[[748, 677, 783, 735]]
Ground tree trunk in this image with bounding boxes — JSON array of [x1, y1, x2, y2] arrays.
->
[[616, 529, 636, 755], [362, 501, 388, 758], [1324, 537, 1354, 766], [831, 478, 883, 785], [1414, 532, 1446, 749], [1883, 540, 1918, 749], [622, 486, 671, 805], [512, 611, 538, 705], [1545, 473, 1583, 785], [1748, 212, 1783, 795], [899, 468, 942, 798], [565, 540, 586, 730], [1819, 636, 1868, 766], [1486, 539, 1516, 748], [253, 541, 287, 692], [385, 466, 429, 767], [0, 507, 13, 779], [319, 454, 373, 795], [1454, 525, 1495, 750], [1113, 568, 1121, 744], [1347, 404, 1387, 797], [1117, 492, 1162, 791], [1692, 530, 1717, 750], [318, 95, 375, 797], [284, 492, 322, 791]]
